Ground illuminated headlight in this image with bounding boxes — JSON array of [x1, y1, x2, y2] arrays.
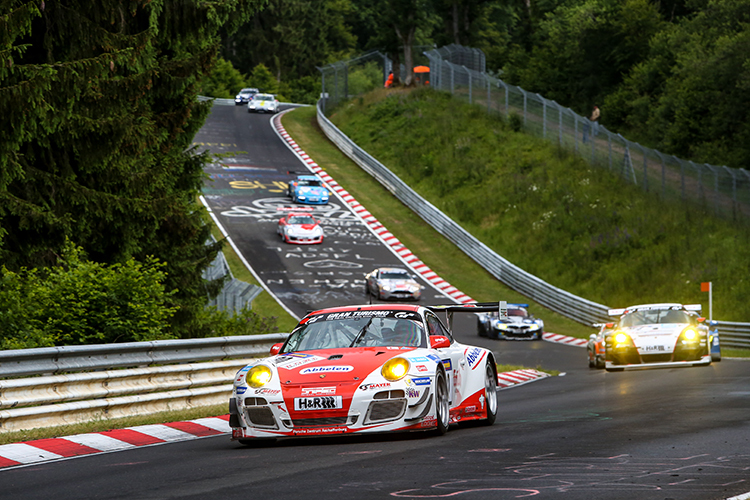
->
[[493, 321, 508, 330], [682, 328, 698, 342], [528, 323, 541, 331], [246, 365, 272, 388], [382, 357, 410, 381], [614, 332, 630, 344], [382, 284, 392, 292]]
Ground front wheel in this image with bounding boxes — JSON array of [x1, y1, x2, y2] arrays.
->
[[482, 362, 498, 425], [434, 369, 450, 435]]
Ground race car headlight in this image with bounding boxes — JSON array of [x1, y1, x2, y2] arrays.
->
[[382, 285, 391, 292], [614, 332, 630, 344], [382, 357, 410, 381], [246, 365, 272, 388], [681, 328, 698, 342], [493, 321, 508, 330]]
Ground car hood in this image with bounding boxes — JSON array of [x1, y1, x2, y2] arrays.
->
[[381, 279, 418, 287], [271, 347, 413, 385], [623, 323, 688, 350], [288, 223, 319, 231], [298, 186, 326, 195]]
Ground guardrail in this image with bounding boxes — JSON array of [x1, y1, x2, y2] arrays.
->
[[0, 334, 288, 432], [315, 100, 750, 346], [316, 101, 610, 326]]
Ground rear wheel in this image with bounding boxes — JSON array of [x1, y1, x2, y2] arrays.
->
[[434, 369, 450, 435], [483, 362, 498, 425]]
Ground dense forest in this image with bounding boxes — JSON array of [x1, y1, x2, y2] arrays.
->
[[1, 0, 747, 348]]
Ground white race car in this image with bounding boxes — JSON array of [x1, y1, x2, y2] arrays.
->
[[229, 303, 500, 443], [247, 93, 279, 113], [365, 267, 423, 301], [605, 303, 713, 371], [476, 303, 544, 340]]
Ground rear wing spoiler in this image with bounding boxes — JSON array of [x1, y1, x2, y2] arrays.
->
[[427, 301, 509, 332]]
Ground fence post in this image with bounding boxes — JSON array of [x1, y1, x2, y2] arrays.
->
[[538, 94, 547, 139], [640, 145, 648, 192], [574, 111, 579, 153], [520, 88, 527, 126], [707, 164, 718, 216], [554, 101, 563, 147], [484, 73, 491, 114], [463, 66, 472, 104], [676, 156, 685, 200], [317, 66, 326, 115]]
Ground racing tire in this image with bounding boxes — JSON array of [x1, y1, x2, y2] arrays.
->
[[477, 319, 486, 337], [482, 362, 498, 426], [595, 356, 605, 369], [588, 350, 595, 368], [605, 367, 624, 372], [712, 352, 721, 362], [434, 369, 450, 436]]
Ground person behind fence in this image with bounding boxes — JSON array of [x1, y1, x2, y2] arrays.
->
[[583, 105, 600, 143], [384, 71, 394, 88]]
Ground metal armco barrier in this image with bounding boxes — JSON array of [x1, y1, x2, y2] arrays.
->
[[0, 334, 288, 432], [316, 101, 750, 345]]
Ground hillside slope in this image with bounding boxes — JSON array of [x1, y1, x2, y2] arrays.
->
[[329, 88, 750, 322]]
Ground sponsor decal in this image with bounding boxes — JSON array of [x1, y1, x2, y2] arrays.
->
[[301, 387, 336, 396], [442, 359, 452, 371], [466, 348, 485, 369], [325, 310, 390, 320], [300, 365, 354, 375], [405, 387, 420, 398], [395, 312, 419, 319], [640, 345, 666, 352], [420, 415, 437, 428], [255, 388, 281, 395], [294, 396, 343, 410], [277, 355, 325, 370], [292, 427, 348, 435], [410, 377, 431, 386], [236, 386, 247, 395], [426, 354, 441, 363], [479, 394, 485, 410], [464, 405, 477, 413], [416, 365, 428, 372], [409, 356, 429, 362], [232, 428, 243, 438], [359, 382, 392, 391]]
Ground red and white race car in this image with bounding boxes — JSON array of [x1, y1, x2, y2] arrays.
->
[[229, 302, 501, 443], [277, 211, 324, 245]]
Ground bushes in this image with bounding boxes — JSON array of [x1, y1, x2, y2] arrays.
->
[[0, 243, 177, 349]]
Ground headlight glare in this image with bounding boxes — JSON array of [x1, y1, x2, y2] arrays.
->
[[382, 357, 410, 381], [614, 332, 629, 344], [682, 328, 697, 341], [246, 365, 272, 388]]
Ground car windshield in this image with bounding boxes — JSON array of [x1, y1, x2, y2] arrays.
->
[[380, 271, 410, 280], [508, 308, 528, 317], [240, 90, 254, 95], [283, 316, 425, 352], [288, 216, 315, 225], [255, 94, 273, 100], [298, 179, 322, 187], [619, 309, 691, 327]]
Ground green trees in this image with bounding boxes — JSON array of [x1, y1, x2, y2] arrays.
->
[[1, 0, 267, 341]]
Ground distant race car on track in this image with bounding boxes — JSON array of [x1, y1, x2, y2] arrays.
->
[[229, 302, 501, 444], [277, 211, 324, 245], [476, 303, 544, 340], [234, 87, 258, 105], [604, 303, 720, 371], [287, 174, 329, 205], [587, 322, 615, 369], [247, 93, 279, 113], [365, 267, 423, 301]]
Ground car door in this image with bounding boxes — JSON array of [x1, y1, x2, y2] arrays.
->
[[424, 311, 466, 407]]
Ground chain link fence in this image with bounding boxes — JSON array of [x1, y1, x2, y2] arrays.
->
[[423, 45, 750, 223], [202, 242, 263, 315]]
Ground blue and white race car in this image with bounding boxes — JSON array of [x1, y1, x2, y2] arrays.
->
[[287, 175, 329, 205], [605, 303, 720, 371], [476, 303, 544, 340]]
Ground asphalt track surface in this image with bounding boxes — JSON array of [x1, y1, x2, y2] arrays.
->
[[3, 105, 749, 500]]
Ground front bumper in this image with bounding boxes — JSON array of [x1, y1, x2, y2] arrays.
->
[[379, 289, 422, 301], [283, 233, 323, 245], [606, 355, 711, 370], [230, 381, 437, 440], [495, 328, 542, 340]]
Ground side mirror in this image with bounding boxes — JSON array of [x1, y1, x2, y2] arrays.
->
[[606, 322, 614, 328], [697, 317, 706, 323], [429, 335, 451, 349], [270, 343, 283, 355]]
